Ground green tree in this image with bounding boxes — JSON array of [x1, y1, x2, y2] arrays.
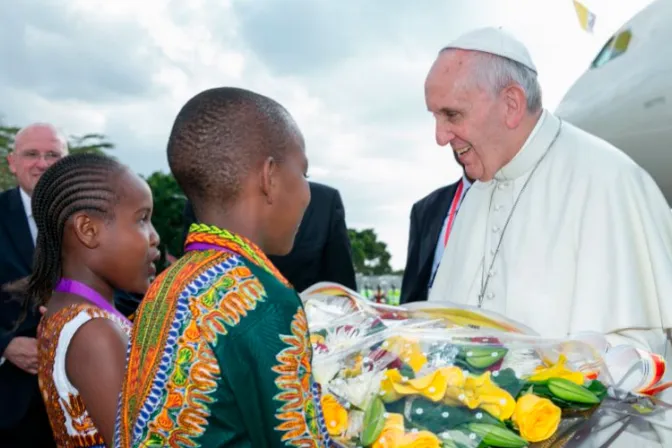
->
[[68, 133, 115, 154], [145, 171, 186, 272], [0, 122, 114, 191], [0, 125, 20, 191], [347, 228, 393, 275]]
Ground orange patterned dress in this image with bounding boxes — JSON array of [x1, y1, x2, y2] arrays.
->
[[37, 303, 132, 447]]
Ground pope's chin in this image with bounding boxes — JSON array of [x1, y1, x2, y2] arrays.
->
[[465, 166, 484, 181]]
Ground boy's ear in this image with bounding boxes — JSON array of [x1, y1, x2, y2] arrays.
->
[[72, 213, 102, 249], [260, 156, 278, 204]]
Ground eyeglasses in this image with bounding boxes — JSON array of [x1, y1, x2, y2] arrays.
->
[[16, 151, 64, 163]]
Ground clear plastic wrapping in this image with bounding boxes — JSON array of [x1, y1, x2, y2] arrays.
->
[[301, 283, 672, 448]]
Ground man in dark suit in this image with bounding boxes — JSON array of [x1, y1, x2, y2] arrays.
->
[[0, 124, 141, 447], [400, 156, 473, 304], [0, 123, 66, 447], [182, 181, 357, 293]]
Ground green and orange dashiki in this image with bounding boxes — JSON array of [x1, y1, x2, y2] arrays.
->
[[114, 224, 333, 448]]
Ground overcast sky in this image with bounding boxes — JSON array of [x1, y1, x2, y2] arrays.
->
[[1, 0, 655, 268]]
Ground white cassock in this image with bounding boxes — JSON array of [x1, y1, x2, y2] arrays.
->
[[428, 109, 672, 446]]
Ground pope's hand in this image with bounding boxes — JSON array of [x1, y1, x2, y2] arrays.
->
[[4, 337, 38, 375], [39, 306, 47, 316]]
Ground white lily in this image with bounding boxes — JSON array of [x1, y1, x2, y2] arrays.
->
[[328, 370, 385, 409]]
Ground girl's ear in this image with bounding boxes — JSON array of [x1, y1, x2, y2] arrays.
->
[[72, 213, 102, 249]]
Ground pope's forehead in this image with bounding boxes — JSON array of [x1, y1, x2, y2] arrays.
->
[[425, 51, 479, 107], [428, 50, 475, 81]]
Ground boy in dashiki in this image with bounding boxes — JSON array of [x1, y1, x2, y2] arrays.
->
[[115, 87, 333, 447]]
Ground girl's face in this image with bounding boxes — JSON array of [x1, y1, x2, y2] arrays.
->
[[96, 169, 161, 294]]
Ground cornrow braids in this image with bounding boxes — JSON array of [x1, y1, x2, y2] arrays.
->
[[12, 153, 124, 328]]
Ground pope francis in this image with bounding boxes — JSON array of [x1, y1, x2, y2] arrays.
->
[[425, 27, 672, 446]]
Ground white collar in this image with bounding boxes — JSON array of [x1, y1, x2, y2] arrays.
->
[[19, 188, 32, 218], [494, 109, 561, 181]]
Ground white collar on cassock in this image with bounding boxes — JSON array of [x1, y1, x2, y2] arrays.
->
[[492, 109, 561, 181]]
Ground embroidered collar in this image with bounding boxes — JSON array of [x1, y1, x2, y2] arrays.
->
[[185, 223, 291, 287], [494, 109, 562, 181]]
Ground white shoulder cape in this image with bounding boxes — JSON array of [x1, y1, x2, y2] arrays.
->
[[428, 111, 672, 337]]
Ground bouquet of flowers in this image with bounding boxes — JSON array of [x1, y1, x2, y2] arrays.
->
[[301, 283, 671, 448]]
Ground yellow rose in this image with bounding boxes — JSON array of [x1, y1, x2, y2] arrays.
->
[[373, 413, 405, 448], [320, 394, 348, 436], [398, 430, 441, 448], [512, 394, 562, 442], [528, 354, 585, 385]]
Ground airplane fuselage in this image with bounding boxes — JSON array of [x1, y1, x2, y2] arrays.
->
[[556, 0, 672, 203]]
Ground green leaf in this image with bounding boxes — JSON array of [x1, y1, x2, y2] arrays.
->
[[460, 346, 509, 370], [466, 423, 528, 447], [492, 368, 526, 397], [406, 399, 473, 432], [401, 397, 505, 434], [439, 430, 476, 448], [586, 379, 608, 400], [398, 362, 416, 380], [383, 399, 405, 415], [453, 357, 483, 374], [361, 397, 386, 447], [504, 419, 518, 432]]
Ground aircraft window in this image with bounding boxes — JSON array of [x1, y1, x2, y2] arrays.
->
[[591, 36, 615, 68], [590, 29, 632, 69]]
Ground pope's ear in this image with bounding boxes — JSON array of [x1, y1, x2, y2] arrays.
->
[[501, 83, 527, 129], [71, 213, 102, 249]]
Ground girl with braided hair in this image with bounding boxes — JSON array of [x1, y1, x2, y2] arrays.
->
[[16, 153, 160, 447]]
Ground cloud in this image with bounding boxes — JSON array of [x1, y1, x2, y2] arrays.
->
[[0, 1, 166, 103], [0, 0, 655, 269]]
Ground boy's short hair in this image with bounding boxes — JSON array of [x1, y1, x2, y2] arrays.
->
[[167, 87, 301, 211]]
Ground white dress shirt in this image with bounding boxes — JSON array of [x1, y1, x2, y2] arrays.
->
[[19, 188, 37, 244], [428, 176, 471, 289]]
